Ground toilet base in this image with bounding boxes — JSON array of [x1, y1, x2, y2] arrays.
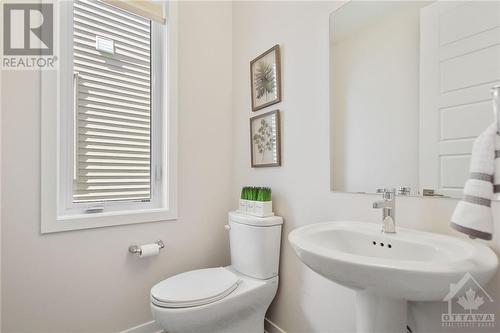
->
[[151, 268, 278, 333], [152, 304, 267, 333]]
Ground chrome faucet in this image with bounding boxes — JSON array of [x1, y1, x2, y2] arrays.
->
[[373, 188, 396, 233]]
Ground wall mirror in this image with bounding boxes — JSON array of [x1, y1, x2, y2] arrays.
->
[[329, 1, 500, 198]]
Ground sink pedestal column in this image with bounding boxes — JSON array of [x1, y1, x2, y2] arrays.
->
[[356, 290, 407, 333]]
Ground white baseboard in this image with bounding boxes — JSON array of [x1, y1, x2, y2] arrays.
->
[[119, 320, 162, 333], [265, 317, 287, 333], [122, 318, 282, 333]]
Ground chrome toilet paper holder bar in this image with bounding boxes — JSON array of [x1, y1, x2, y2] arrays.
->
[[129, 240, 165, 255]]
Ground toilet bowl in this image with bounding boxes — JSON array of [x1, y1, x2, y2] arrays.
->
[[150, 211, 283, 333], [151, 266, 278, 333]]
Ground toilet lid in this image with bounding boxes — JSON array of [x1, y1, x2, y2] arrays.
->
[[151, 267, 241, 308]]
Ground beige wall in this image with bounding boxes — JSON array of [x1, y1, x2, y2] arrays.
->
[[232, 1, 500, 333], [0, 2, 232, 332], [0, 60, 2, 331]]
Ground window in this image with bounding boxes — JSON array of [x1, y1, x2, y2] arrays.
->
[[41, 0, 178, 233], [73, 0, 153, 204]]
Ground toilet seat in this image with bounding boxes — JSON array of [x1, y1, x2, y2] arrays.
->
[[151, 267, 241, 308]]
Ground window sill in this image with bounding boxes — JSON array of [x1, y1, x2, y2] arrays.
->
[[41, 208, 177, 234]]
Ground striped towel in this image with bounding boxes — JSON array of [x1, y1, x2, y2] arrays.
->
[[450, 123, 497, 240]]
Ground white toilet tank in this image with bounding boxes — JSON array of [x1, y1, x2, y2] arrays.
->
[[228, 211, 283, 279]]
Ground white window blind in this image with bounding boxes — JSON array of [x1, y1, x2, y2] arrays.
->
[[73, 0, 152, 203], [103, 0, 166, 24]]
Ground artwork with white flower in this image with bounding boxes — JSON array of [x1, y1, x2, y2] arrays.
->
[[250, 110, 281, 167], [250, 45, 282, 111]]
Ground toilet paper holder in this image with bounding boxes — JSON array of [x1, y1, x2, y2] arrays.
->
[[129, 240, 165, 255]]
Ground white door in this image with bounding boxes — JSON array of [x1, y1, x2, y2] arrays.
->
[[420, 1, 500, 198]]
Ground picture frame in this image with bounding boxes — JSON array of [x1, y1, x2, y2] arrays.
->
[[250, 45, 282, 111], [250, 110, 281, 168]]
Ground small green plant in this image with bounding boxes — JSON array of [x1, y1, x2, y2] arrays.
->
[[257, 187, 271, 201], [241, 186, 272, 201], [240, 187, 250, 200]]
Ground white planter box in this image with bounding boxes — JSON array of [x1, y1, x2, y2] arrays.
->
[[252, 201, 273, 217], [238, 199, 249, 213], [238, 199, 273, 217]]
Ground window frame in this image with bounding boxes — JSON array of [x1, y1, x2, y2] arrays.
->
[[41, 1, 178, 233]]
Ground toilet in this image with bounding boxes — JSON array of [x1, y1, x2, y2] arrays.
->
[[150, 211, 283, 333]]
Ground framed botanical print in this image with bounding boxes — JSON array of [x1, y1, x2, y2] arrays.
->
[[250, 110, 281, 167], [250, 45, 282, 111]]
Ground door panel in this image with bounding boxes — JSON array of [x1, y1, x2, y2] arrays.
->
[[420, 1, 500, 198]]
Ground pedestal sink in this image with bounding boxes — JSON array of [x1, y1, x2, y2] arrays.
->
[[288, 221, 498, 333]]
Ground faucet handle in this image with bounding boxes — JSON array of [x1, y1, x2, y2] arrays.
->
[[376, 188, 395, 200], [397, 186, 411, 196], [376, 188, 396, 193]]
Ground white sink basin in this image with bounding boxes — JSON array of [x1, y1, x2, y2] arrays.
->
[[289, 221, 498, 333]]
